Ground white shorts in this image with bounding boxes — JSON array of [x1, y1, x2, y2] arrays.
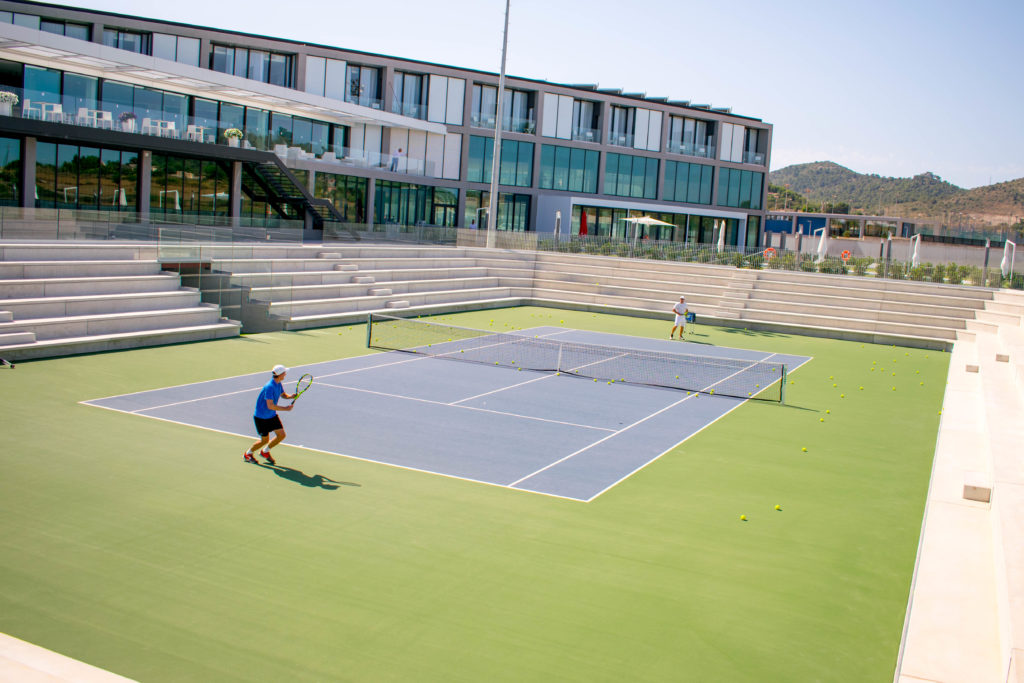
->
[[674, 314, 686, 325]]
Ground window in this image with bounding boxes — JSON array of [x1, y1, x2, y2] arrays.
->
[[392, 71, 426, 119], [36, 18, 90, 40], [604, 153, 657, 199], [571, 100, 600, 141], [668, 115, 716, 158], [375, 180, 458, 228], [152, 34, 200, 66], [539, 144, 598, 193], [313, 172, 367, 223], [345, 64, 381, 108], [210, 44, 293, 88], [465, 190, 530, 231], [663, 161, 713, 205], [742, 128, 766, 165], [35, 142, 137, 211], [717, 168, 763, 209], [467, 136, 532, 187], [0, 135, 20, 205], [608, 105, 635, 147], [470, 84, 498, 129], [305, 56, 347, 101], [102, 29, 151, 55]]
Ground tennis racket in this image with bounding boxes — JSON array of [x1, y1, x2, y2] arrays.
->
[[290, 373, 313, 404]]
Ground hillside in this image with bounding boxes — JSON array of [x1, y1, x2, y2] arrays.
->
[[768, 162, 1024, 227]]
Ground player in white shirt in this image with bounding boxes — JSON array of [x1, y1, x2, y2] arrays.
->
[[670, 295, 688, 339]]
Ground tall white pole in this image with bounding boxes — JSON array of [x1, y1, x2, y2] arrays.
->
[[486, 0, 511, 249]]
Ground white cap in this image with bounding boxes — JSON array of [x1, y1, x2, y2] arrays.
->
[[272, 364, 287, 376], [679, 295, 685, 299]]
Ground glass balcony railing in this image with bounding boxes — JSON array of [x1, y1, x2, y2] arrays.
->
[[505, 116, 536, 134], [344, 96, 383, 110], [742, 150, 766, 165], [470, 113, 496, 129], [391, 102, 427, 120], [0, 86, 442, 179], [607, 131, 634, 147], [667, 141, 716, 159], [571, 127, 601, 143]]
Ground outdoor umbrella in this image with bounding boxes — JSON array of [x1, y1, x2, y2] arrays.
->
[[816, 226, 829, 261], [579, 209, 588, 236], [622, 215, 675, 247], [716, 220, 725, 253], [911, 235, 921, 268]]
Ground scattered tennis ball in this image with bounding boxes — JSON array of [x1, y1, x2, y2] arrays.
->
[[748, 392, 752, 397], [560, 320, 564, 323], [859, 386, 864, 390], [819, 417, 824, 422], [593, 378, 598, 382], [517, 368, 522, 372], [740, 515, 747, 521], [801, 447, 807, 452], [675, 375, 679, 379], [892, 387, 896, 391], [920, 382, 924, 385], [915, 370, 920, 374], [774, 504, 782, 511], [825, 409, 830, 414], [829, 375, 834, 380], [756, 383, 760, 388], [832, 383, 837, 387], [494, 362, 499, 365], [840, 393, 845, 398], [709, 389, 715, 394], [892, 372, 896, 376], [607, 381, 612, 384]]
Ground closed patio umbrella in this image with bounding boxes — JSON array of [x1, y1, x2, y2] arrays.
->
[[579, 209, 588, 236]]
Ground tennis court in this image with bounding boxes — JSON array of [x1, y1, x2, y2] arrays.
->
[[83, 319, 810, 501]]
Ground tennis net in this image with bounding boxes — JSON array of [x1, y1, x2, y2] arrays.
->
[[366, 314, 787, 402]]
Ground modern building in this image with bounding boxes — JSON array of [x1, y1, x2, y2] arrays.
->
[[0, 0, 772, 245]]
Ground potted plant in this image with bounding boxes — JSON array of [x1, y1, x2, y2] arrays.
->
[[118, 111, 136, 132], [224, 128, 243, 147], [0, 91, 18, 117]]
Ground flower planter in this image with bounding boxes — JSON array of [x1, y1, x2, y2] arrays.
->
[[227, 137, 239, 148], [0, 102, 11, 117], [121, 120, 136, 133]]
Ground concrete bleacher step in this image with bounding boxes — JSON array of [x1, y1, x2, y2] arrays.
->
[[1, 290, 202, 320], [385, 301, 409, 309], [744, 288, 981, 318], [267, 286, 526, 320], [369, 288, 392, 296], [0, 243, 156, 261], [0, 331, 35, 344], [739, 297, 968, 330], [0, 260, 164, 279], [0, 320, 241, 361], [736, 307, 958, 340], [225, 266, 501, 288], [0, 310, 10, 322], [0, 273, 182, 298], [334, 264, 358, 272], [246, 276, 526, 303], [0, 306, 227, 341]]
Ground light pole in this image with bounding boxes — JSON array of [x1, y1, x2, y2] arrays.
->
[[485, 0, 511, 249]]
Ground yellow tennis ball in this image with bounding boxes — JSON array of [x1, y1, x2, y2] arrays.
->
[[832, 383, 837, 387], [709, 389, 715, 394], [819, 418, 824, 422], [740, 515, 747, 521], [840, 393, 845, 398], [774, 504, 781, 511], [801, 447, 807, 452], [859, 386, 864, 390], [825, 409, 830, 414], [920, 382, 924, 385], [829, 375, 834, 380]]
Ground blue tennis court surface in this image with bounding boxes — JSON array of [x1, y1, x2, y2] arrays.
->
[[83, 327, 811, 501]]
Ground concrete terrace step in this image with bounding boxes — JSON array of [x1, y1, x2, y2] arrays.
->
[[220, 266, 505, 288], [208, 255, 526, 275], [755, 268, 998, 299], [0, 243, 157, 261], [533, 269, 732, 298], [247, 276, 531, 303], [0, 320, 240, 361], [0, 306, 227, 340], [1, 290, 202, 320], [531, 277, 723, 308], [738, 297, 969, 330], [0, 273, 182, 298], [0, 260, 164, 279], [744, 287, 982, 318], [533, 260, 737, 288], [279, 296, 530, 331], [267, 286, 528, 319], [751, 278, 991, 309], [736, 307, 958, 340]]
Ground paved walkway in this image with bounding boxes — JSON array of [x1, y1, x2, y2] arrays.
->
[[0, 633, 136, 682]]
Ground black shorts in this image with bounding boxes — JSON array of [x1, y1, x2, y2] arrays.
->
[[254, 415, 283, 436]]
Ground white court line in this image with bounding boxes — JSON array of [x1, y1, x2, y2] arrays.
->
[[82, 401, 589, 503], [508, 351, 781, 488], [449, 372, 553, 405], [317, 380, 614, 432]]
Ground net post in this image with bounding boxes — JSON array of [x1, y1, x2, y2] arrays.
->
[[365, 313, 373, 348], [780, 364, 787, 404]]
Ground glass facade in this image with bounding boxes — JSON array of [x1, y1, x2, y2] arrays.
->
[[102, 29, 151, 55], [305, 56, 348, 101], [0, 136, 19, 205], [211, 45, 294, 88], [667, 115, 716, 158], [152, 33, 200, 67], [150, 153, 229, 216], [608, 105, 634, 146], [746, 215, 760, 248], [392, 71, 426, 119], [470, 84, 534, 132], [313, 172, 367, 223], [604, 153, 658, 199], [538, 144, 598, 193], [663, 160, 713, 205], [465, 190, 530, 231], [345, 64, 381, 108], [467, 136, 532, 187], [35, 142, 137, 210], [375, 181, 457, 228], [717, 168, 763, 209]]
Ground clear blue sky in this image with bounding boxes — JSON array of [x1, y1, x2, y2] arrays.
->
[[59, 0, 1024, 188]]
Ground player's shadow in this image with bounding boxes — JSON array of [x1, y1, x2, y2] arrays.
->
[[258, 463, 359, 490]]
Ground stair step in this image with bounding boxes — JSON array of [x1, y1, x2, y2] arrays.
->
[[352, 276, 375, 284], [0, 321, 240, 361], [0, 311, 10, 322], [369, 288, 393, 296], [385, 300, 410, 309], [318, 252, 342, 259], [334, 264, 358, 272], [0, 331, 35, 344]]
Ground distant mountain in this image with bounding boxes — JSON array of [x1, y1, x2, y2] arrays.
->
[[767, 162, 1024, 227]]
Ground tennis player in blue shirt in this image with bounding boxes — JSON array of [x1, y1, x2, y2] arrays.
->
[[244, 364, 295, 465]]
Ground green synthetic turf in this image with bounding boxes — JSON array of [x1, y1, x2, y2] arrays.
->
[[0, 307, 948, 682]]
